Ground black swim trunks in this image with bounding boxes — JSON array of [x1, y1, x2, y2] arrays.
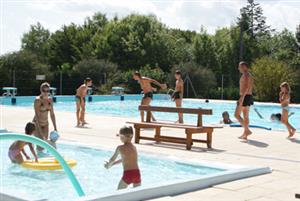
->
[[237, 95, 253, 107], [143, 92, 153, 100], [172, 91, 181, 100], [75, 95, 85, 103]]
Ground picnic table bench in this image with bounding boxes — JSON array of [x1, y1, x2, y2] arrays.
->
[[127, 105, 220, 150]]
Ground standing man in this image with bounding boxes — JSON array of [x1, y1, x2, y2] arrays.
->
[[75, 77, 92, 127], [133, 71, 167, 122], [234, 61, 254, 140]]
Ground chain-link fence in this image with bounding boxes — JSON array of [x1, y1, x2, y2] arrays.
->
[[0, 70, 102, 96]]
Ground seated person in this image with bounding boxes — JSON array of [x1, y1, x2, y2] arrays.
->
[[220, 111, 233, 124], [8, 122, 38, 164]]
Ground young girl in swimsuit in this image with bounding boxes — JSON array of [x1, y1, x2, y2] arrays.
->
[[279, 82, 296, 138], [33, 82, 58, 152], [172, 70, 184, 123], [104, 126, 141, 190], [8, 122, 38, 164]]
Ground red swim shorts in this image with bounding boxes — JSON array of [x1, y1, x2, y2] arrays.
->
[[122, 169, 141, 185]]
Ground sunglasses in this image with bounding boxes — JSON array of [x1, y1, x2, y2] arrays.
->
[[42, 89, 50, 93]]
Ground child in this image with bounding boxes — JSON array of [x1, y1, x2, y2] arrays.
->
[[279, 82, 296, 138], [220, 111, 233, 124], [104, 126, 141, 190], [172, 70, 184, 123], [8, 122, 38, 164]]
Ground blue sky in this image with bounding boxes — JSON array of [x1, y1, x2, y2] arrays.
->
[[0, 0, 299, 55]]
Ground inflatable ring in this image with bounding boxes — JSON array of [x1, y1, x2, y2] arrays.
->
[[22, 157, 77, 170]]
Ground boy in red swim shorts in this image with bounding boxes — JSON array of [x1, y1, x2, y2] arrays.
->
[[104, 126, 141, 190]]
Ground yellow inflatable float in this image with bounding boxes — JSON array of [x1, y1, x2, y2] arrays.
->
[[22, 157, 77, 170]]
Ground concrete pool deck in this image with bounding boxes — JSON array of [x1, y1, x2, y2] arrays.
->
[[1, 105, 300, 201]]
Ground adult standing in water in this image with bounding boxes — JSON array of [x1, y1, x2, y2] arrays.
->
[[75, 77, 93, 127], [172, 70, 184, 123], [234, 61, 254, 140], [133, 71, 167, 122], [33, 82, 58, 152], [279, 82, 296, 138]]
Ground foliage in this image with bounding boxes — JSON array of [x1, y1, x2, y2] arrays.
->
[[0, 51, 51, 95], [251, 57, 298, 102], [1, 5, 300, 101], [169, 62, 216, 98]]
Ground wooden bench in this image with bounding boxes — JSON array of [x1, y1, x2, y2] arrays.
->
[[127, 105, 219, 150]]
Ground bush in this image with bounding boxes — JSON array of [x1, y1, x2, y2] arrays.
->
[[72, 59, 119, 94], [251, 56, 298, 102], [169, 62, 217, 98]]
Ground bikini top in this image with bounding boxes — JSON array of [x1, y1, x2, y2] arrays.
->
[[39, 96, 51, 112]]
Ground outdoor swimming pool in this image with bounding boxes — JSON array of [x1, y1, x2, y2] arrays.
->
[[1, 94, 299, 131], [0, 141, 270, 201]]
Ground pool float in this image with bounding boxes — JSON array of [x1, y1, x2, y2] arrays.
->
[[230, 124, 272, 131], [22, 157, 77, 170]]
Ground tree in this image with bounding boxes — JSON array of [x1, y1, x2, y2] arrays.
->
[[251, 57, 298, 102], [193, 30, 219, 72], [237, 0, 273, 62], [238, 0, 272, 38], [169, 62, 216, 98], [21, 22, 50, 61], [48, 24, 81, 70], [0, 51, 51, 95], [98, 14, 175, 71]]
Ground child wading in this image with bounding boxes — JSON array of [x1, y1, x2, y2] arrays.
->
[[8, 122, 38, 164], [104, 126, 141, 190]]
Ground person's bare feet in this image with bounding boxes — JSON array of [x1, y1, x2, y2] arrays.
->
[[238, 134, 247, 140], [175, 120, 184, 124], [288, 129, 296, 138]]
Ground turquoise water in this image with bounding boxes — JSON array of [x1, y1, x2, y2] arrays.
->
[[1, 95, 299, 131], [0, 141, 224, 201]]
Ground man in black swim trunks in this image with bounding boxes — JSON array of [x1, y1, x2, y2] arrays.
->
[[234, 61, 254, 140], [75, 78, 92, 127], [133, 71, 167, 122]]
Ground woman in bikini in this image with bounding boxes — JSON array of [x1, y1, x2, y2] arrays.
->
[[279, 82, 296, 138], [172, 70, 184, 123], [33, 82, 58, 152]]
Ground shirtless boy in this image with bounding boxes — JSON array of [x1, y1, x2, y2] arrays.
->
[[172, 70, 184, 123], [75, 78, 92, 127], [133, 71, 167, 122], [104, 126, 141, 190], [234, 61, 254, 140]]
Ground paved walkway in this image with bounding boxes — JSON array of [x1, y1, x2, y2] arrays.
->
[[1, 105, 300, 201]]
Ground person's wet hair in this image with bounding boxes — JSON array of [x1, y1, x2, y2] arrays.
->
[[84, 77, 92, 84], [25, 122, 35, 135], [239, 61, 249, 68], [134, 71, 141, 78], [280, 82, 290, 93], [222, 111, 229, 118], [40, 82, 50, 91], [175, 70, 182, 77], [119, 126, 134, 137]]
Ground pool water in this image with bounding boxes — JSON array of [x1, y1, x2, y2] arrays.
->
[[0, 141, 224, 201], [1, 95, 299, 131]]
